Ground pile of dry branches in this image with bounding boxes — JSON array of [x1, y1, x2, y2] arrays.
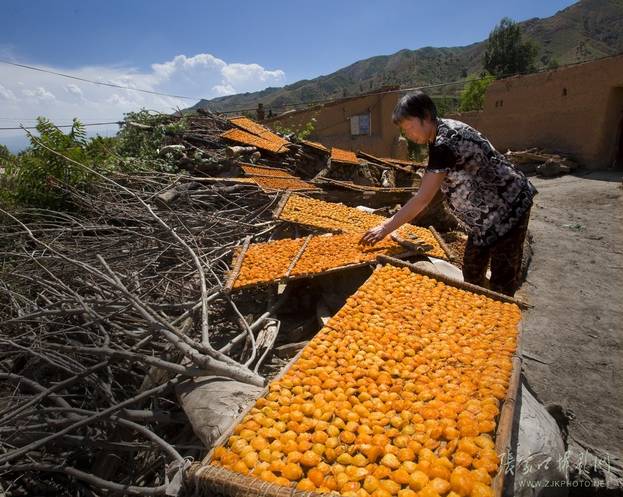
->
[[0, 149, 285, 495]]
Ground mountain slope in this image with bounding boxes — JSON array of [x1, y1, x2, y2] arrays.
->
[[191, 0, 623, 114]]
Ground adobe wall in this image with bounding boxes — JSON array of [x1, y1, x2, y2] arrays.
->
[[446, 54, 623, 169], [265, 92, 406, 159]]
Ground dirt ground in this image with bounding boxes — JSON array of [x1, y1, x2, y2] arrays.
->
[[515, 170, 623, 479]]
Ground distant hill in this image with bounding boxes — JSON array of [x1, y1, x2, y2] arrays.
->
[[189, 0, 623, 114]]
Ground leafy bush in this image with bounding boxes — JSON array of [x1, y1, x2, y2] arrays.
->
[[0, 144, 12, 162], [3, 118, 100, 209], [272, 116, 317, 140], [115, 110, 187, 173], [458, 73, 495, 112]]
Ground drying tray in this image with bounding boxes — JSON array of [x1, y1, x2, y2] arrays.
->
[[186, 255, 525, 497]]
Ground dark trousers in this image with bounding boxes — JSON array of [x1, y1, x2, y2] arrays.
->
[[462, 208, 531, 296]]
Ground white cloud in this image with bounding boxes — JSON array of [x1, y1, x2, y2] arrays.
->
[[22, 86, 56, 101], [65, 84, 84, 98], [213, 83, 237, 96], [0, 83, 16, 101], [0, 53, 286, 151], [222, 63, 286, 89]]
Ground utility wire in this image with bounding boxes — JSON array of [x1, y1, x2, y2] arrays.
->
[[0, 121, 122, 131], [0, 59, 197, 100], [1, 56, 470, 114], [2, 51, 620, 122]]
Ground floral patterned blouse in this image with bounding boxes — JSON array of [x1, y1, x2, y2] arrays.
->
[[426, 118, 537, 246]]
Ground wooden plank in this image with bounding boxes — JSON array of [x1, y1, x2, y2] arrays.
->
[[381, 157, 426, 169], [428, 225, 457, 262], [492, 347, 523, 497], [272, 191, 292, 219], [357, 150, 413, 173], [390, 233, 433, 254], [224, 236, 251, 293], [281, 235, 312, 280], [316, 176, 419, 192]]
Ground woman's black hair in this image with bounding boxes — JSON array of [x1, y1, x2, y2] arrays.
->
[[392, 91, 438, 124]]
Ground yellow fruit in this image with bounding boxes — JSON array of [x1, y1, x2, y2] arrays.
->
[[242, 451, 258, 468], [381, 453, 400, 469], [471, 481, 495, 497], [419, 485, 442, 497], [259, 470, 277, 483], [392, 468, 411, 485], [231, 460, 248, 474], [429, 477, 451, 494], [409, 469, 430, 491], [379, 478, 401, 495], [296, 478, 316, 490], [337, 453, 353, 465], [363, 475, 380, 493], [398, 490, 418, 497], [336, 472, 350, 490], [282, 462, 303, 481], [300, 450, 320, 467], [450, 467, 474, 496]]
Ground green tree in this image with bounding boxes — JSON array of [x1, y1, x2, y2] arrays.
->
[[484, 17, 539, 78], [458, 73, 495, 112]]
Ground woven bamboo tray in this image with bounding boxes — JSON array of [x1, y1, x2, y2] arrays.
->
[[186, 256, 524, 497]]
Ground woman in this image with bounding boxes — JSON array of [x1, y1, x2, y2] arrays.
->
[[360, 91, 537, 296]]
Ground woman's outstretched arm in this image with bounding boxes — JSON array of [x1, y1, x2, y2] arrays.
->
[[359, 171, 446, 245]]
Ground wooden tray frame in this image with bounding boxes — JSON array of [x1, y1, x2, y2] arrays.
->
[[316, 176, 420, 193], [186, 255, 525, 497], [428, 225, 458, 263]]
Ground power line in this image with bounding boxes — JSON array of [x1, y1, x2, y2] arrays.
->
[[0, 57, 496, 117], [0, 121, 122, 131], [3, 51, 620, 122], [0, 59, 198, 101]]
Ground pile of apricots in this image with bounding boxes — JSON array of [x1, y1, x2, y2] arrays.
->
[[215, 265, 521, 497]]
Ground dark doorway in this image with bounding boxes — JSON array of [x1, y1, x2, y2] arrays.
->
[[617, 113, 623, 169]]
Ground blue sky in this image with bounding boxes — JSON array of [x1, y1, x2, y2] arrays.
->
[[1, 0, 577, 150]]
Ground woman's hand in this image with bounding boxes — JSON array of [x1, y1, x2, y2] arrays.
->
[[359, 171, 446, 247], [359, 222, 391, 246]]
